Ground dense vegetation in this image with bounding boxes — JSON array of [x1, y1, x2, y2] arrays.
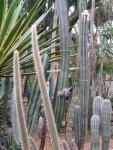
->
[[0, 0, 113, 149]]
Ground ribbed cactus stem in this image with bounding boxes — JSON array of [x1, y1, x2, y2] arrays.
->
[[74, 105, 83, 150], [66, 96, 78, 149], [31, 25, 61, 150], [101, 99, 112, 150], [79, 10, 90, 140], [93, 96, 103, 116], [13, 51, 30, 150], [78, 0, 87, 66], [91, 115, 100, 150], [55, 0, 70, 130]]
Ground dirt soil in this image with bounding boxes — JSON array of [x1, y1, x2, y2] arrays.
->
[[34, 131, 113, 150]]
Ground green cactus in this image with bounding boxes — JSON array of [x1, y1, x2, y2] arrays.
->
[[55, 0, 71, 130], [78, 0, 87, 66], [13, 50, 30, 150], [27, 53, 49, 133], [74, 105, 83, 150], [91, 115, 100, 150], [66, 96, 78, 149], [31, 25, 61, 150], [79, 10, 90, 140], [101, 99, 112, 150], [93, 96, 103, 116]]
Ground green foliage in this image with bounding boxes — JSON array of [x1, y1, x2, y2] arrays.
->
[[0, 127, 20, 150]]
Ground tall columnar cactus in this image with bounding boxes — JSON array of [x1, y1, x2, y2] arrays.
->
[[27, 53, 49, 134], [91, 115, 100, 150], [101, 99, 112, 150], [55, 0, 71, 130], [74, 105, 83, 150], [93, 96, 103, 116], [13, 51, 30, 150], [90, 0, 95, 55], [31, 25, 61, 150], [79, 10, 90, 140]]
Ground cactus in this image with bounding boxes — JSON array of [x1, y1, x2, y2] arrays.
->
[[27, 53, 49, 133], [66, 95, 78, 149], [31, 25, 61, 150], [78, 0, 87, 65], [55, 0, 71, 130], [79, 10, 90, 140], [101, 99, 112, 150], [11, 89, 21, 144], [91, 115, 100, 150], [93, 96, 103, 116], [74, 105, 83, 150], [61, 140, 70, 150], [29, 136, 38, 150], [13, 50, 30, 150]]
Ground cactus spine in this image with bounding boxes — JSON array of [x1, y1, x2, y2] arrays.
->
[[74, 105, 83, 150], [91, 115, 100, 150], [93, 96, 103, 116], [13, 51, 30, 150], [79, 10, 90, 140], [101, 99, 112, 150], [31, 25, 61, 150]]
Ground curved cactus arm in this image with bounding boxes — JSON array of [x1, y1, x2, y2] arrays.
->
[[31, 25, 61, 150], [101, 99, 112, 150], [13, 50, 30, 150], [91, 115, 100, 150], [55, 0, 71, 130]]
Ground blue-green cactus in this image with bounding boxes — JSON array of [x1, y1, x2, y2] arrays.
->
[[91, 114, 100, 150], [101, 99, 112, 150], [74, 105, 83, 149]]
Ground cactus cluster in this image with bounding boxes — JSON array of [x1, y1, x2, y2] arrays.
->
[[73, 96, 112, 150], [91, 97, 112, 150]]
